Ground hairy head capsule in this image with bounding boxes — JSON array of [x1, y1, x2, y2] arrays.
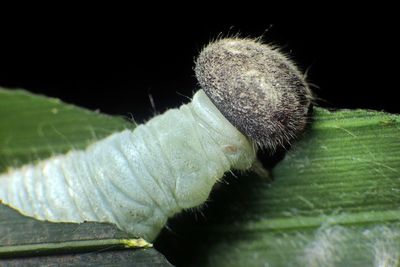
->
[[195, 38, 312, 149]]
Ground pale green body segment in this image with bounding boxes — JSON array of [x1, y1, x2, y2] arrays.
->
[[0, 90, 256, 241]]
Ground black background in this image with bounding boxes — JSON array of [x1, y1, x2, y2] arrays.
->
[[0, 21, 398, 123]]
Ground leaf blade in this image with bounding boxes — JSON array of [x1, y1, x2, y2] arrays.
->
[[156, 108, 400, 267], [0, 88, 135, 172]]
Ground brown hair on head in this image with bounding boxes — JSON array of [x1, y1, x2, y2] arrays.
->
[[195, 38, 312, 150]]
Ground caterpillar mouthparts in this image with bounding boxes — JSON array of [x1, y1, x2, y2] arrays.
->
[[0, 38, 312, 241]]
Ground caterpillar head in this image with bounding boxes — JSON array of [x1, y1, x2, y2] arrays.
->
[[195, 38, 312, 150]]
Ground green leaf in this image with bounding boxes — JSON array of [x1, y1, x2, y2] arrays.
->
[[0, 88, 172, 266], [0, 88, 135, 172], [1, 87, 400, 266], [155, 108, 400, 267]]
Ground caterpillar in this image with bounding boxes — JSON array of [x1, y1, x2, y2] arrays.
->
[[0, 38, 312, 241]]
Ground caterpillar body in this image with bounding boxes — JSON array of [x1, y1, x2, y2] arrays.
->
[[0, 90, 254, 241], [0, 38, 312, 241]]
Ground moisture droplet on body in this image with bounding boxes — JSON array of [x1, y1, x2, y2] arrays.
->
[[0, 38, 312, 241]]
